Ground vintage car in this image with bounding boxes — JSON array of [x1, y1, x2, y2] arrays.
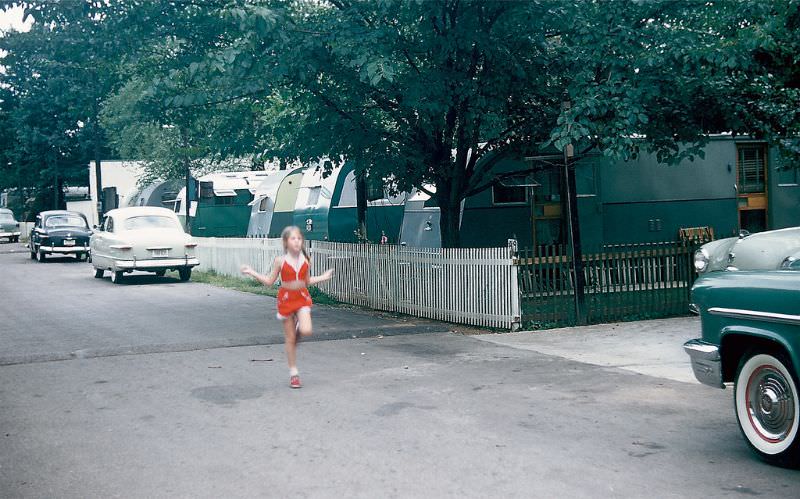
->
[[90, 206, 199, 283], [694, 226, 800, 274], [0, 208, 21, 242], [29, 210, 92, 261], [684, 266, 800, 467]]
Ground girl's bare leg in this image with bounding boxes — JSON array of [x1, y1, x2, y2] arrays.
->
[[282, 316, 298, 370], [296, 308, 313, 337]]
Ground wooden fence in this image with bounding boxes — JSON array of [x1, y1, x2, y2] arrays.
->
[[312, 242, 520, 329], [196, 237, 285, 277], [516, 241, 698, 328]]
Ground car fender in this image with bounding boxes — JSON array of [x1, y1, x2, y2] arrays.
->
[[698, 237, 738, 273], [720, 324, 800, 382]]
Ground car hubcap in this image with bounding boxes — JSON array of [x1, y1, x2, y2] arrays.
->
[[747, 365, 795, 443]]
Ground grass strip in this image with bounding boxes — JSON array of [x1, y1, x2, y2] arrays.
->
[[192, 270, 338, 305]]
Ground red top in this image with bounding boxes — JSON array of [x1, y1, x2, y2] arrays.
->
[[280, 255, 308, 284]]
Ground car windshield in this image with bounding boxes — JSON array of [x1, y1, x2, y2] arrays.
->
[[45, 215, 87, 228], [123, 215, 178, 230], [0, 213, 14, 222]]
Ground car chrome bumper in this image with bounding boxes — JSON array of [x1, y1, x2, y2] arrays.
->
[[43, 245, 90, 253], [0, 231, 21, 237], [683, 339, 724, 388], [115, 257, 199, 270]]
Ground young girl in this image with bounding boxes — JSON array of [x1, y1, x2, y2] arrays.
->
[[240, 226, 333, 388]]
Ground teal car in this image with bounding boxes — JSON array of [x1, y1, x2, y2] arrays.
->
[[0, 208, 21, 242], [684, 267, 800, 467]]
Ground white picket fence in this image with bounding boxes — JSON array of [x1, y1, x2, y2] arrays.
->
[[195, 237, 285, 277], [193, 237, 521, 330], [312, 241, 520, 329]]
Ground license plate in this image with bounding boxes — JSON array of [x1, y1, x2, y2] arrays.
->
[[63, 239, 75, 246], [151, 249, 169, 258]]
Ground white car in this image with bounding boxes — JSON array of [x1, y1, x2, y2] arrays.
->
[[694, 226, 800, 274], [90, 207, 199, 284]]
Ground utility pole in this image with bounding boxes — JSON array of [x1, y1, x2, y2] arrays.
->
[[180, 125, 192, 233], [562, 96, 587, 325]]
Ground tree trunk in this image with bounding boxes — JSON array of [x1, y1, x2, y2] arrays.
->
[[355, 171, 368, 242], [437, 179, 462, 248]]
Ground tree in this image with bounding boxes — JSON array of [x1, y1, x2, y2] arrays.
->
[[159, 1, 567, 247], [0, 0, 127, 217], [168, 0, 798, 246], [551, 0, 800, 164], [5, 0, 797, 245], [0, 22, 92, 214]]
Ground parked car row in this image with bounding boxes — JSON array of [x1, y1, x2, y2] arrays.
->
[[5, 206, 198, 284]]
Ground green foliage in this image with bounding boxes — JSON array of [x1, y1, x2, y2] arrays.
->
[[2, 0, 798, 244]]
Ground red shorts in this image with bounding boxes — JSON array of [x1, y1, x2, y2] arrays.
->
[[277, 287, 313, 320]]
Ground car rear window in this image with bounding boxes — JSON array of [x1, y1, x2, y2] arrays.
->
[[0, 213, 14, 222], [45, 215, 87, 228], [123, 215, 178, 230]]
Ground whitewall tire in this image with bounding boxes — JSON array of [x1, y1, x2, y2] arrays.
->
[[735, 352, 800, 467]]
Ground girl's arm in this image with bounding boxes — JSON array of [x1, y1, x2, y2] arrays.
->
[[240, 257, 282, 287], [307, 268, 334, 286]]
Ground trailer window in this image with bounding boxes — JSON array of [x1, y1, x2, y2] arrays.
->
[[199, 182, 215, 199], [306, 187, 321, 207], [492, 184, 527, 205], [737, 145, 766, 194]]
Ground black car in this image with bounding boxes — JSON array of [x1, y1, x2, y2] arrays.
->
[[29, 210, 92, 262]]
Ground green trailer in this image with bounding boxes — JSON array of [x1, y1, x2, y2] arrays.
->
[[327, 168, 407, 244], [247, 168, 305, 238], [292, 162, 353, 241]]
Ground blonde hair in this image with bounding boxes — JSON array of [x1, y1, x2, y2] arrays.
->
[[281, 225, 311, 263]]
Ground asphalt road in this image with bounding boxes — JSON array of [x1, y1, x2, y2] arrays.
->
[[0, 242, 448, 366], [1, 242, 799, 498]]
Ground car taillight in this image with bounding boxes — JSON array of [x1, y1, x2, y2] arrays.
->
[[185, 243, 197, 248], [110, 244, 132, 250]]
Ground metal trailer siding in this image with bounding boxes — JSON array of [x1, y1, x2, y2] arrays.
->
[[601, 199, 740, 244], [268, 169, 305, 238], [768, 146, 800, 230], [192, 189, 254, 237], [596, 139, 740, 244], [293, 163, 355, 241]]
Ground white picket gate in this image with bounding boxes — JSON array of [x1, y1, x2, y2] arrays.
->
[[195, 237, 285, 277], [193, 237, 520, 329]]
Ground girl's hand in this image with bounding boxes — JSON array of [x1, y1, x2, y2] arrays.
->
[[321, 268, 334, 281], [240, 264, 254, 276]]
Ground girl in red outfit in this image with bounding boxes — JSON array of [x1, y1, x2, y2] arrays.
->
[[241, 226, 333, 388]]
